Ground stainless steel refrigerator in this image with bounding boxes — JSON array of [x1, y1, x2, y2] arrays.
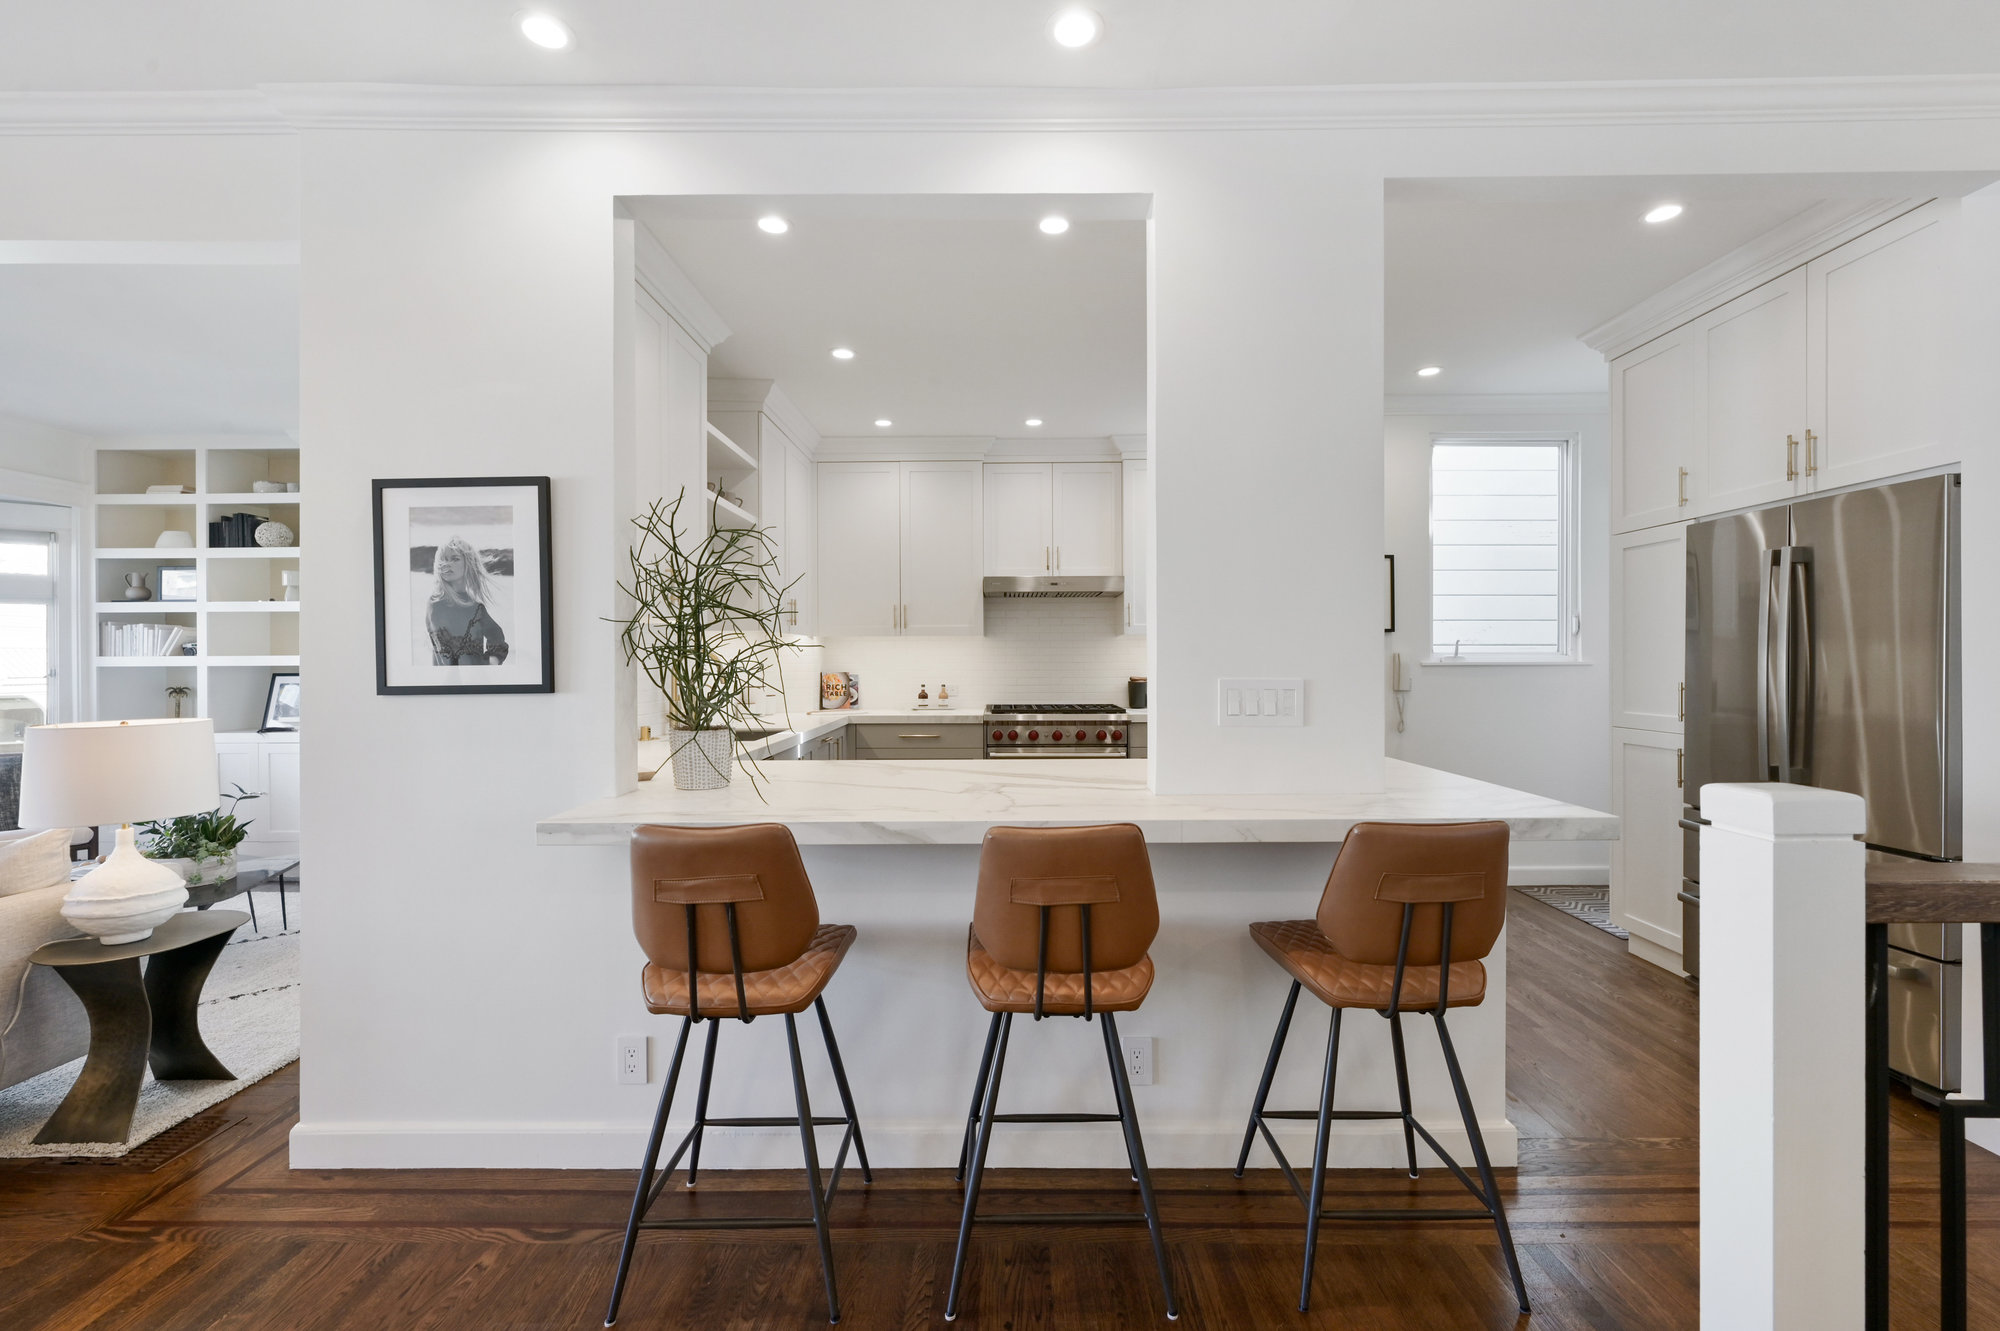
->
[[1682, 472, 1961, 1095]]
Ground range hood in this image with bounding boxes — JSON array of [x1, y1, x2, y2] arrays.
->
[[982, 575, 1125, 599]]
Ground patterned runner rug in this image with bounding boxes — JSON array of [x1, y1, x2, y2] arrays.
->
[[1512, 883, 1628, 940]]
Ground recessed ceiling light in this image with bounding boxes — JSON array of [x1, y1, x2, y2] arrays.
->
[[1644, 203, 1684, 224], [756, 215, 789, 235], [517, 11, 572, 49], [874, 419, 892, 428], [1038, 216, 1070, 236], [1025, 418, 1044, 427], [1051, 7, 1102, 48], [1416, 366, 1442, 378], [830, 347, 855, 360]]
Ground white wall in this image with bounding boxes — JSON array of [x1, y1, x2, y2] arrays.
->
[[818, 596, 1146, 711], [1384, 405, 1612, 881], [0, 413, 92, 489]]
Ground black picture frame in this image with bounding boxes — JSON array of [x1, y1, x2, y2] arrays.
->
[[372, 476, 554, 695], [157, 564, 197, 602], [1384, 554, 1396, 633], [260, 672, 300, 732]]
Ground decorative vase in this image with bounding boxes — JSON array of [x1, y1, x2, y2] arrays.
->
[[156, 851, 237, 887], [62, 825, 188, 945], [667, 728, 734, 791], [254, 520, 295, 548], [122, 572, 152, 602]]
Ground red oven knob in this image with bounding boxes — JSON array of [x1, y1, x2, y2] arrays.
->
[[992, 730, 1004, 741], [1051, 730, 1065, 741], [1008, 730, 1019, 741], [1027, 730, 1039, 741], [1097, 729, 1108, 741], [1111, 729, 1124, 741]]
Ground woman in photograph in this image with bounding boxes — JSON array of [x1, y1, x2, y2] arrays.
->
[[427, 536, 510, 665]]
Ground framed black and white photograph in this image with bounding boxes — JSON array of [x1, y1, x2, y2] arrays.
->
[[372, 477, 553, 695], [260, 672, 300, 731], [157, 565, 197, 602]]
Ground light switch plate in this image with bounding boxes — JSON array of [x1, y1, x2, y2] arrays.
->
[[1217, 678, 1304, 727]]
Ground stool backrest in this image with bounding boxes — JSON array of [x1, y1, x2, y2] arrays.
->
[[974, 823, 1158, 976], [631, 824, 820, 981], [1315, 820, 1509, 968]]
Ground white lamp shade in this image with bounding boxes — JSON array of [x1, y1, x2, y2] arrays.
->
[[21, 718, 219, 828]]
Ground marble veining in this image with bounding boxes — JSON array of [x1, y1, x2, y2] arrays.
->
[[544, 756, 1616, 847]]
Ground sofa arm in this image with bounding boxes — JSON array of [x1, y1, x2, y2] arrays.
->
[[0, 881, 82, 1045]]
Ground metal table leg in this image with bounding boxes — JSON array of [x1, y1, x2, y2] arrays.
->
[[1867, 921, 1889, 1331], [32, 958, 151, 1144], [145, 927, 235, 1080]]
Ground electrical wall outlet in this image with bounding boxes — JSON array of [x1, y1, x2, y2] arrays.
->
[[1121, 1034, 1156, 1087], [616, 1034, 649, 1085], [1217, 677, 1304, 726]]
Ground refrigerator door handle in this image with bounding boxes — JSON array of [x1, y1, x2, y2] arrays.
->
[[1789, 549, 1815, 784], [1760, 547, 1789, 781]]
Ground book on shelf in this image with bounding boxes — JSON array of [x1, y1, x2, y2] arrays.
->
[[99, 622, 188, 658]]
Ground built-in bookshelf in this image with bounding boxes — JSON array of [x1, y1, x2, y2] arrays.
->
[[92, 445, 300, 737]]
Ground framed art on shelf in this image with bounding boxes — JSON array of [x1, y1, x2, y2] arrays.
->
[[260, 672, 300, 732], [157, 565, 197, 602], [372, 476, 553, 695]]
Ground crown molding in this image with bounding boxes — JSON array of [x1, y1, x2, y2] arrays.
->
[[1112, 434, 1148, 460], [817, 436, 994, 462], [707, 378, 823, 458], [0, 90, 286, 135], [632, 222, 730, 353], [1384, 393, 1609, 417], [1580, 198, 1925, 358]]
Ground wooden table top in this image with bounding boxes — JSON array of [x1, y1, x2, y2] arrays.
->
[[1866, 863, 2000, 923]]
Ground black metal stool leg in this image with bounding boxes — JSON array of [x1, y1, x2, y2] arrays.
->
[[245, 886, 258, 932], [278, 875, 288, 931], [785, 1013, 841, 1324], [815, 997, 873, 1183], [1388, 1011, 1420, 1179], [604, 1016, 693, 1327], [1298, 1007, 1342, 1313], [955, 1012, 1003, 1184], [1101, 1019, 1141, 1182], [1102, 1012, 1179, 1319], [1435, 1010, 1530, 1315], [946, 1011, 1012, 1321], [1235, 980, 1301, 1177], [684, 1018, 720, 1186]]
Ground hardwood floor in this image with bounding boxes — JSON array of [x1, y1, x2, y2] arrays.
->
[[1, 896, 1993, 1328]]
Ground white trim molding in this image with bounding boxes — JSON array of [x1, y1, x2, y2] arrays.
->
[[1113, 433, 1149, 460], [1385, 393, 1608, 417], [0, 90, 286, 135], [816, 436, 994, 462], [0, 241, 298, 266], [1580, 198, 1926, 358], [631, 222, 730, 354], [706, 378, 822, 458]]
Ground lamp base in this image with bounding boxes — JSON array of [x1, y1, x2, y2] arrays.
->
[[61, 824, 189, 945]]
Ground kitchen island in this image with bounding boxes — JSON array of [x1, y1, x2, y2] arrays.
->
[[537, 758, 1615, 1172]]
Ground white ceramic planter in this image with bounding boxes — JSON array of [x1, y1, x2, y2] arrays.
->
[[668, 728, 735, 790]]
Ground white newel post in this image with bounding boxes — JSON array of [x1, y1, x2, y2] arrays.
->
[[1700, 782, 1867, 1330]]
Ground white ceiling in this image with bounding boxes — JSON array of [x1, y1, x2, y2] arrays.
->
[[632, 198, 1146, 440], [1385, 174, 2000, 397], [0, 265, 299, 436], [2, 2, 1996, 90]]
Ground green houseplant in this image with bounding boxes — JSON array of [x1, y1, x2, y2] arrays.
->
[[616, 489, 801, 791], [138, 782, 260, 886]]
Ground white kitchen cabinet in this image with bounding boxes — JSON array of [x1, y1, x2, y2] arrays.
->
[[1052, 462, 1122, 576], [1610, 323, 1702, 532], [783, 442, 816, 636], [1611, 523, 1686, 733], [1122, 460, 1148, 636], [900, 460, 984, 635], [816, 462, 902, 635], [1609, 726, 1685, 972], [984, 463, 1053, 575], [1807, 199, 1958, 492], [982, 462, 1121, 577], [1700, 267, 1808, 515]]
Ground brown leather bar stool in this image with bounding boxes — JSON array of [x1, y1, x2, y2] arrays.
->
[[604, 824, 871, 1327], [945, 823, 1178, 1322], [1232, 820, 1530, 1316]]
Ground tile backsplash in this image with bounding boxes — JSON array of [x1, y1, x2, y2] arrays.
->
[[813, 597, 1146, 710]]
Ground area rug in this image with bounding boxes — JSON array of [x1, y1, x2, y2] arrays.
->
[[1513, 883, 1629, 940], [0, 891, 300, 1158]]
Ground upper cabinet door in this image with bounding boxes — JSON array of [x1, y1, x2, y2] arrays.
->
[[1051, 463, 1122, 576], [901, 460, 983, 635], [1122, 460, 1148, 636], [1611, 325, 1703, 533], [783, 442, 817, 637], [983, 462, 1052, 575], [1807, 200, 1957, 492], [1610, 522, 1687, 734], [816, 462, 902, 635], [1699, 268, 1807, 516]]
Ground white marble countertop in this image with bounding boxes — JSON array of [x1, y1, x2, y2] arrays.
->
[[549, 756, 1615, 847]]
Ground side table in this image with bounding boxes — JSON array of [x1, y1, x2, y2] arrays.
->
[[27, 909, 247, 1145]]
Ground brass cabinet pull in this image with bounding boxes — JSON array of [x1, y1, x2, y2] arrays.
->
[[1805, 429, 1818, 477], [1677, 748, 1685, 789], [1786, 434, 1799, 480], [1045, 546, 1050, 570], [1678, 467, 1689, 507], [1679, 681, 1686, 722], [1056, 545, 1062, 571]]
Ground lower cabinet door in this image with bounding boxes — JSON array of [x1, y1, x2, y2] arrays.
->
[[1609, 726, 1685, 972]]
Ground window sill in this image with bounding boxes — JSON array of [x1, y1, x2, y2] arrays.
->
[[1419, 656, 1594, 667]]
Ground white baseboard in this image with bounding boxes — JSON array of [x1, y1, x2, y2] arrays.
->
[[1626, 933, 1686, 976], [1508, 866, 1610, 886], [289, 1115, 1518, 1172]]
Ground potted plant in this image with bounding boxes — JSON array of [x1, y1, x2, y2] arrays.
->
[[616, 490, 800, 791], [138, 782, 261, 886]]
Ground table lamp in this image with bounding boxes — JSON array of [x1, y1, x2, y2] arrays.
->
[[20, 718, 219, 944]]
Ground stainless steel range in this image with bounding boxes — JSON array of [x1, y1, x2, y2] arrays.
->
[[983, 703, 1129, 758]]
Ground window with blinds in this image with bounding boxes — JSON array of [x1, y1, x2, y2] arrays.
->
[[1429, 439, 1574, 660]]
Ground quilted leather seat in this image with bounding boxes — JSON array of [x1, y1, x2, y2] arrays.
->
[[1248, 918, 1484, 1010], [965, 925, 1154, 1014], [644, 923, 857, 1018]]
